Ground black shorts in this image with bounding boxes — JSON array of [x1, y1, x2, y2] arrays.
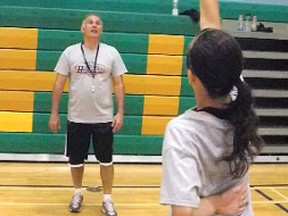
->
[[66, 121, 113, 166]]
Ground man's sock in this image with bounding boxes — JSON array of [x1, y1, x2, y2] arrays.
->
[[103, 194, 112, 202], [74, 188, 82, 195]]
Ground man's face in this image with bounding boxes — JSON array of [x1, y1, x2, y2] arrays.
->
[[81, 15, 103, 39]]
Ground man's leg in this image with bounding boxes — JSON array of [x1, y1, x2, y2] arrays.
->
[[100, 163, 117, 216], [66, 122, 91, 213], [71, 166, 84, 189], [68, 165, 85, 213], [100, 164, 114, 194], [93, 122, 117, 216]]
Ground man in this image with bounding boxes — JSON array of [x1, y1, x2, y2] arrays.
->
[[49, 14, 127, 216]]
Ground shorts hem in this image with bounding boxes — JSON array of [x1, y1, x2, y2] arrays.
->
[[68, 163, 85, 168], [99, 161, 113, 166]]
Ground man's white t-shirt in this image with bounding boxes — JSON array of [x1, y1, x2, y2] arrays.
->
[[54, 42, 127, 123]]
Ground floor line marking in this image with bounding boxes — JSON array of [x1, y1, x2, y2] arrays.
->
[[271, 188, 288, 201], [255, 189, 288, 214]]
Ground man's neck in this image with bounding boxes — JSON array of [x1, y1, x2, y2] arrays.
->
[[83, 38, 99, 50]]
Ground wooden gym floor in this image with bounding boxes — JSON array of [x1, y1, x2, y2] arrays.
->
[[0, 162, 287, 216]]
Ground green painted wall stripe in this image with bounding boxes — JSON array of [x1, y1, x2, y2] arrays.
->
[[117, 116, 142, 135], [34, 92, 144, 116], [181, 56, 188, 76], [0, 133, 162, 155], [33, 92, 68, 114], [36, 33, 189, 73], [121, 54, 147, 75], [36, 51, 148, 73], [180, 77, 194, 97], [184, 36, 194, 56], [38, 30, 149, 53], [6, 27, 190, 55], [101, 33, 149, 54], [178, 97, 196, 115], [36, 50, 185, 75], [36, 50, 60, 71], [114, 95, 144, 116], [0, 6, 198, 35], [2, 0, 287, 22], [114, 135, 163, 155], [219, 2, 288, 22], [34, 92, 194, 116], [32, 113, 67, 134], [0, 133, 65, 153], [37, 29, 82, 52], [182, 36, 194, 76], [0, 0, 199, 15], [32, 113, 143, 135]]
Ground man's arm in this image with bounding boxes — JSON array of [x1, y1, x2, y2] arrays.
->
[[200, 0, 221, 30], [171, 184, 248, 216], [49, 73, 67, 133], [112, 75, 125, 132]]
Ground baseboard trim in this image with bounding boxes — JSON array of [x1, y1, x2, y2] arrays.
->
[[0, 153, 287, 163]]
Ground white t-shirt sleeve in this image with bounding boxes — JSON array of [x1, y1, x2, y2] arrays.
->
[[54, 50, 70, 76], [160, 119, 201, 208], [110, 47, 127, 77]]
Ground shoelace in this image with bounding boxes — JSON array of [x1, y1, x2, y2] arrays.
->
[[104, 201, 115, 213], [72, 194, 82, 207]]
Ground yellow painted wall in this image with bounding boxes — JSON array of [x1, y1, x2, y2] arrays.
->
[[0, 112, 33, 132], [0, 91, 34, 112], [0, 27, 38, 49]]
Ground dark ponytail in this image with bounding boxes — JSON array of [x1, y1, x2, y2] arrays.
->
[[187, 29, 264, 178], [224, 80, 264, 178]]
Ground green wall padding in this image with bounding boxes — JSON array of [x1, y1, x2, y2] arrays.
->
[[0, 0, 199, 15], [38, 30, 149, 53], [219, 2, 288, 22], [101, 33, 149, 54], [180, 77, 194, 97], [121, 54, 147, 74], [184, 36, 194, 55], [113, 95, 144, 116], [36, 51, 148, 74], [1, 1, 287, 23], [0, 133, 65, 153], [32, 113, 67, 134], [114, 135, 163, 155], [181, 56, 188, 76], [33, 92, 68, 114], [34, 92, 144, 116], [36, 50, 61, 71], [0, 6, 198, 35], [0, 133, 163, 155], [2, 0, 287, 22], [37, 30, 82, 51], [178, 97, 196, 114], [33, 92, 193, 117], [32, 113, 143, 135], [115, 116, 143, 135]]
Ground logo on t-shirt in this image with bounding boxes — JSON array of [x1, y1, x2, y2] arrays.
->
[[72, 63, 107, 77]]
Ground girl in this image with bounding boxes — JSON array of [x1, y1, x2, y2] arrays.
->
[[160, 1, 264, 215]]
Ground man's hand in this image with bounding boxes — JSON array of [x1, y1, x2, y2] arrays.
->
[[112, 112, 124, 133], [49, 114, 61, 133]]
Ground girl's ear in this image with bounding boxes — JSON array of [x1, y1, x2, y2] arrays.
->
[[187, 69, 196, 85]]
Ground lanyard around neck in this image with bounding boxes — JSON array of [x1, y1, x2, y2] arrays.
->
[[80, 42, 100, 78]]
